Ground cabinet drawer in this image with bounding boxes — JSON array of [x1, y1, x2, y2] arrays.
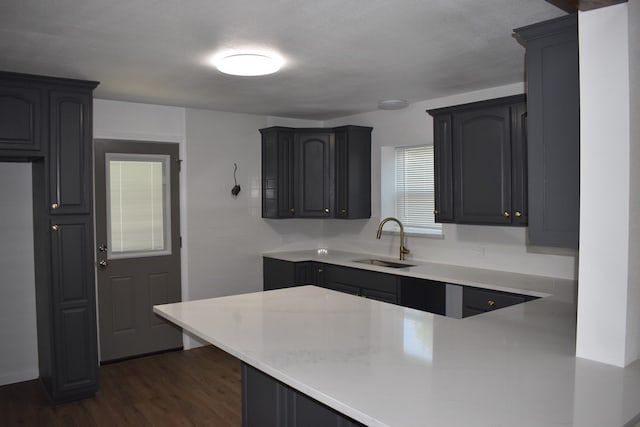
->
[[321, 281, 359, 296], [463, 287, 526, 316], [361, 288, 397, 304]]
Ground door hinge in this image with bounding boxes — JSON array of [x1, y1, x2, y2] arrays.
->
[[179, 236, 182, 248], [177, 159, 183, 172]]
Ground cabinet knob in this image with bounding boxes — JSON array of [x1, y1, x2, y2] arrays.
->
[[503, 211, 510, 218], [51, 224, 59, 231], [487, 300, 495, 307], [324, 208, 329, 213], [515, 211, 522, 218], [317, 268, 323, 273], [289, 208, 295, 214], [340, 209, 347, 214], [51, 203, 59, 209], [98, 259, 108, 268], [434, 209, 439, 215]]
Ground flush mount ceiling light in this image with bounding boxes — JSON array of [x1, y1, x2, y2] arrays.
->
[[378, 99, 409, 110], [216, 53, 282, 76]]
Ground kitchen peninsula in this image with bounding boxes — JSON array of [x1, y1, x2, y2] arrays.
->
[[154, 253, 640, 427]]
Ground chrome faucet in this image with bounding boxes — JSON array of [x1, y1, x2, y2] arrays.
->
[[376, 217, 410, 261]]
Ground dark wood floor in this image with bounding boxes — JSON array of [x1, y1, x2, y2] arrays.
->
[[0, 345, 242, 426]]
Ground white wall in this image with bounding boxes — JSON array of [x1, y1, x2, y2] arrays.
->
[[0, 163, 38, 385], [324, 83, 577, 279], [576, 3, 634, 367], [184, 109, 324, 299], [627, 0, 640, 366]]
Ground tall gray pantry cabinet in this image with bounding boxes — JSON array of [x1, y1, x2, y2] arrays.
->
[[0, 71, 99, 403]]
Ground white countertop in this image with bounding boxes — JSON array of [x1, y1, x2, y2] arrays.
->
[[155, 251, 640, 427]]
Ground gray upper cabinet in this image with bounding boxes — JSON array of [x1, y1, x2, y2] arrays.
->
[[0, 83, 43, 153], [261, 127, 295, 218], [428, 95, 527, 226], [260, 126, 372, 219], [49, 89, 93, 215], [334, 126, 372, 219], [514, 14, 580, 249]]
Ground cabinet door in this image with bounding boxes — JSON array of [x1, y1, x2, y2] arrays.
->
[[263, 257, 297, 290], [433, 115, 454, 222], [295, 261, 324, 286], [0, 83, 43, 152], [295, 133, 333, 217], [510, 101, 528, 226], [49, 216, 98, 399], [334, 127, 371, 219], [49, 89, 93, 214], [400, 277, 446, 315], [453, 106, 512, 224], [262, 128, 295, 218], [242, 363, 288, 427]]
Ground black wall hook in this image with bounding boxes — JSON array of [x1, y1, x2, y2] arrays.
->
[[231, 163, 241, 196]]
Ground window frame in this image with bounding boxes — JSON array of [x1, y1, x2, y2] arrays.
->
[[380, 144, 443, 238]]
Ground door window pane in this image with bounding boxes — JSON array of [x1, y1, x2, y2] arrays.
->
[[106, 154, 171, 258]]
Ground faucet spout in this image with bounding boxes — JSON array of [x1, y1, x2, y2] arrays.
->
[[376, 217, 410, 261]]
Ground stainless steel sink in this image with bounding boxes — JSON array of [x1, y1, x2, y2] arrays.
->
[[354, 258, 415, 268]]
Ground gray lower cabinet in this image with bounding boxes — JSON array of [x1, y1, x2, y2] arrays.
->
[[321, 264, 399, 303], [263, 258, 298, 290], [48, 216, 98, 398], [462, 286, 537, 318], [263, 258, 324, 290], [0, 71, 98, 403], [399, 277, 446, 316], [514, 15, 580, 249], [263, 258, 400, 303], [242, 363, 365, 427], [263, 257, 540, 318]]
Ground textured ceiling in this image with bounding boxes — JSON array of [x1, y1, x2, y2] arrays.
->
[[0, 0, 565, 119]]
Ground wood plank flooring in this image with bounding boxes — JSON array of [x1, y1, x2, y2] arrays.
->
[[0, 345, 242, 426]]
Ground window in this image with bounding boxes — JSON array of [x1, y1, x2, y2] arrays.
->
[[106, 153, 172, 258], [381, 145, 442, 236]]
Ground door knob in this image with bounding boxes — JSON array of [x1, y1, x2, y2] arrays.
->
[[98, 259, 108, 268]]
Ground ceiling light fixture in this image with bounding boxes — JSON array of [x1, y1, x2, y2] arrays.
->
[[216, 53, 282, 76], [378, 99, 409, 110]]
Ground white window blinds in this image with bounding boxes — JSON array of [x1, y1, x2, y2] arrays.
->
[[394, 145, 440, 233]]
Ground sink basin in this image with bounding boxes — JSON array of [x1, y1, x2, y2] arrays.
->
[[354, 258, 415, 268]]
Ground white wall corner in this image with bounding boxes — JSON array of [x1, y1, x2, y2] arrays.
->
[[576, 3, 632, 367]]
